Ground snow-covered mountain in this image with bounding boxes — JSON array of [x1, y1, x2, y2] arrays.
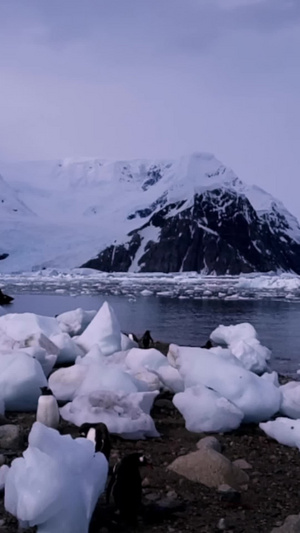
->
[[1, 152, 300, 275]]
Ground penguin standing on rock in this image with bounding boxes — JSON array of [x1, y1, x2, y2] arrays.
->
[[106, 453, 150, 525], [79, 422, 111, 461], [139, 330, 154, 349], [36, 387, 60, 429]]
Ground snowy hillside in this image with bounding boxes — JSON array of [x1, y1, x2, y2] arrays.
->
[[0, 152, 300, 274]]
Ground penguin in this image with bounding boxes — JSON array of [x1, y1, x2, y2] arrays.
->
[[128, 332, 139, 343], [106, 453, 149, 525], [0, 288, 14, 305], [79, 422, 111, 461], [139, 330, 154, 349], [201, 339, 213, 349], [36, 387, 60, 429]]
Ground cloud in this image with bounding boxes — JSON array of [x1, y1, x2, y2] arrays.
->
[[0, 0, 299, 219]]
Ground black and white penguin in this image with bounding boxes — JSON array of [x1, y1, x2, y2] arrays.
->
[[128, 332, 139, 343], [106, 453, 149, 524], [79, 422, 111, 461], [0, 288, 14, 305], [139, 330, 154, 349], [201, 339, 213, 349], [36, 387, 60, 429]]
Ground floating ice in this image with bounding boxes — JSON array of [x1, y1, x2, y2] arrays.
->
[[4, 422, 108, 533], [60, 390, 159, 439], [173, 385, 244, 433], [76, 301, 122, 355], [55, 308, 97, 336], [260, 418, 300, 449], [168, 344, 281, 423], [0, 352, 47, 410], [210, 323, 271, 374]]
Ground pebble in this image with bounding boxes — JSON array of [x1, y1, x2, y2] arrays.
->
[[232, 458, 252, 470], [217, 518, 227, 530], [218, 484, 241, 504], [0, 424, 21, 450]]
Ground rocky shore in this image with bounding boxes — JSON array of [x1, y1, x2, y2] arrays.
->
[[1, 390, 300, 533]]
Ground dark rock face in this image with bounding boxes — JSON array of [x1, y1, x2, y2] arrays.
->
[[81, 189, 300, 275]]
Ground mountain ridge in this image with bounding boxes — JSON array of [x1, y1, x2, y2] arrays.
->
[[0, 153, 300, 274]]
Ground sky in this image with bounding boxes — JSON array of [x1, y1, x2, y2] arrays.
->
[[0, 0, 299, 217]]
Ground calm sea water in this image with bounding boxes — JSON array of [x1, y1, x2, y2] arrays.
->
[[2, 292, 300, 377]]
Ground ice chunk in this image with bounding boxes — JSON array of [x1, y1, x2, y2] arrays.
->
[[279, 381, 300, 418], [260, 418, 300, 449], [76, 301, 122, 355], [121, 332, 138, 350], [4, 422, 108, 533], [261, 371, 280, 387], [0, 352, 47, 410], [49, 365, 87, 402], [50, 332, 84, 364], [55, 308, 97, 336], [125, 347, 184, 393], [173, 385, 244, 433], [0, 312, 62, 344], [60, 390, 159, 439], [0, 464, 9, 490], [76, 364, 141, 396], [211, 323, 257, 345], [125, 347, 167, 372], [210, 323, 271, 374], [18, 347, 57, 378], [168, 344, 281, 423]]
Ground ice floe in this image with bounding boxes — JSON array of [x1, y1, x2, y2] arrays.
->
[[4, 422, 108, 533], [168, 344, 281, 423]]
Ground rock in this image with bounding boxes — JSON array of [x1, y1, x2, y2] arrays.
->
[[145, 492, 161, 501], [0, 414, 10, 426], [271, 514, 300, 532], [168, 444, 249, 490], [218, 484, 241, 504], [142, 477, 151, 487], [155, 399, 174, 410], [232, 458, 253, 470], [217, 518, 227, 530], [0, 424, 21, 450], [197, 436, 222, 453], [166, 490, 178, 500]]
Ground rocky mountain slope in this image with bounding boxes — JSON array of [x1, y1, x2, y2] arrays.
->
[[0, 153, 300, 274]]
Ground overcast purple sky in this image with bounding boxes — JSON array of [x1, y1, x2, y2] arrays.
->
[[0, 0, 299, 216]]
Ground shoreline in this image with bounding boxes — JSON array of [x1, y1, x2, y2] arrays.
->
[[1, 381, 300, 533]]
